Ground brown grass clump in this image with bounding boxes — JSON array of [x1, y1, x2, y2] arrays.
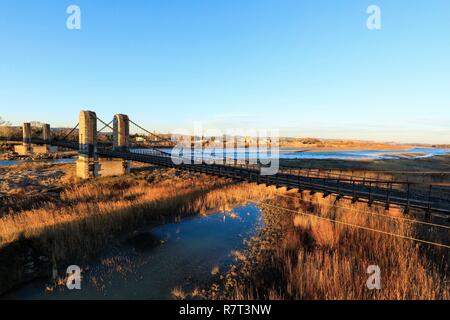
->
[[211, 265, 220, 276], [293, 215, 309, 229], [294, 215, 341, 249], [310, 219, 341, 249], [171, 287, 187, 300], [231, 250, 247, 262]]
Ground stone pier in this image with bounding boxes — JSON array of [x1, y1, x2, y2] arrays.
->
[[23, 123, 31, 146], [42, 124, 51, 141], [34, 124, 57, 154], [113, 114, 129, 151], [76, 111, 100, 179], [14, 123, 32, 155], [99, 114, 131, 177]]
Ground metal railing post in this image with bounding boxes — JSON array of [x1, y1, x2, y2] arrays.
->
[[352, 180, 356, 199], [426, 185, 432, 219], [385, 182, 392, 210], [405, 183, 411, 213]]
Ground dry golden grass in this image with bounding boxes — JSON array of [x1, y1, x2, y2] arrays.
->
[[171, 287, 187, 300], [0, 165, 277, 294], [226, 190, 449, 300], [0, 168, 274, 261], [310, 220, 341, 249], [293, 215, 341, 249], [211, 265, 220, 276]]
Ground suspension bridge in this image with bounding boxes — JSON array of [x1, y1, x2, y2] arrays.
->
[[2, 110, 450, 219]]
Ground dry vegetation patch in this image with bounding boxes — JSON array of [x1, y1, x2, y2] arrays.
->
[[0, 163, 275, 295], [216, 191, 449, 300]]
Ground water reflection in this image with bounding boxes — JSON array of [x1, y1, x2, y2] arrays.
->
[[5, 205, 262, 300], [154, 147, 450, 161]]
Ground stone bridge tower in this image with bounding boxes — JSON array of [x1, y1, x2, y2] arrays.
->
[[113, 113, 131, 174], [42, 124, 51, 142], [14, 123, 32, 155], [76, 111, 100, 179]]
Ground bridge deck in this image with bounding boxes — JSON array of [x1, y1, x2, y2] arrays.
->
[[99, 148, 450, 217]]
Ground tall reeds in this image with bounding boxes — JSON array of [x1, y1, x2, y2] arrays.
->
[[226, 190, 449, 300]]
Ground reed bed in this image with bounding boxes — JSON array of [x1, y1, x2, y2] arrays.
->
[[0, 169, 274, 261], [220, 190, 449, 300]]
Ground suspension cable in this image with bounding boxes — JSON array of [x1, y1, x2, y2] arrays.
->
[[95, 117, 114, 131], [129, 119, 172, 142], [61, 123, 79, 141], [98, 120, 113, 133]]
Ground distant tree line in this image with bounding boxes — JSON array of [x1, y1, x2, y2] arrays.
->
[[0, 117, 17, 139], [0, 116, 11, 126]]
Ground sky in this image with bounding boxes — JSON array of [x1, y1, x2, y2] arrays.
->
[[0, 0, 449, 143]]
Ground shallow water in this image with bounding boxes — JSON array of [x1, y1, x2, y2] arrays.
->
[[0, 158, 76, 167], [160, 147, 450, 161], [280, 147, 450, 160], [4, 205, 262, 300]]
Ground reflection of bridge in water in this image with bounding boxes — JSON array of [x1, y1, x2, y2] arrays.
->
[[3, 110, 450, 218]]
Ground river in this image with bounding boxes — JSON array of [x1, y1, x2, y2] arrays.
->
[[0, 158, 76, 167], [4, 204, 262, 300], [158, 147, 450, 161]]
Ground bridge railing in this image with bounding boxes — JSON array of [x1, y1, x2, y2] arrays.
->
[[280, 164, 450, 184], [173, 155, 450, 215]]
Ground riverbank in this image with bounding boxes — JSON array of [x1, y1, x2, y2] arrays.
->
[[281, 154, 450, 185], [0, 150, 77, 162], [282, 153, 450, 171], [0, 162, 276, 295], [278, 138, 417, 150], [0, 162, 76, 215]]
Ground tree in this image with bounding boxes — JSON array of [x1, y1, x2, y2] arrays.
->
[[0, 116, 11, 126], [0, 116, 15, 139]]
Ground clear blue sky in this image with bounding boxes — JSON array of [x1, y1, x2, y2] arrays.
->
[[0, 0, 449, 143]]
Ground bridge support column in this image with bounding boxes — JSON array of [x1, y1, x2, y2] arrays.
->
[[34, 124, 57, 154], [42, 124, 51, 142], [14, 123, 32, 155], [223, 134, 227, 165], [110, 113, 131, 175], [245, 137, 250, 167], [234, 136, 238, 166], [23, 122, 31, 146], [76, 111, 100, 179]]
